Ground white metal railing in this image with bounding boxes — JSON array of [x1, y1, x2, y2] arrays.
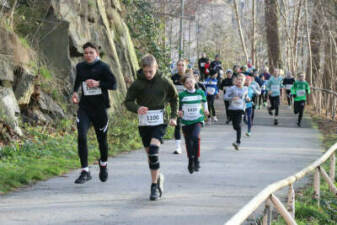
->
[[224, 142, 337, 225]]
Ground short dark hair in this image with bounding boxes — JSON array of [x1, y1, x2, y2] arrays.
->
[[82, 42, 99, 51], [140, 54, 158, 68]]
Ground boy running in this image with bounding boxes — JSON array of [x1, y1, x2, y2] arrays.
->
[[224, 74, 249, 150], [178, 75, 209, 174], [205, 70, 219, 122], [124, 54, 178, 201], [266, 68, 283, 125], [291, 72, 310, 127]]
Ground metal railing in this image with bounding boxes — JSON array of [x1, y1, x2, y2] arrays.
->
[[224, 142, 337, 225], [310, 87, 337, 120]]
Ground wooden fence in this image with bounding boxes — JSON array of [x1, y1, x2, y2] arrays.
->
[[311, 87, 337, 120], [224, 142, 337, 225]]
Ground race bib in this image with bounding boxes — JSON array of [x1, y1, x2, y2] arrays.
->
[[175, 85, 185, 93], [182, 104, 202, 121], [200, 63, 205, 67], [232, 99, 243, 107], [262, 85, 266, 90], [271, 85, 279, 92], [82, 82, 102, 96], [138, 110, 164, 126], [207, 87, 216, 95], [285, 84, 292, 90], [296, 90, 306, 97]]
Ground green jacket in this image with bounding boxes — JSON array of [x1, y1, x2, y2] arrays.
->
[[124, 69, 178, 121], [291, 80, 310, 101]]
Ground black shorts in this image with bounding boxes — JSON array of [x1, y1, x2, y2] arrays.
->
[[138, 124, 168, 147], [294, 100, 305, 113]]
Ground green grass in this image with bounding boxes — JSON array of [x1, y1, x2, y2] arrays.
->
[[271, 115, 337, 225], [0, 111, 148, 194]]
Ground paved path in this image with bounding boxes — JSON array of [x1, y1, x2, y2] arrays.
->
[[0, 99, 322, 225]]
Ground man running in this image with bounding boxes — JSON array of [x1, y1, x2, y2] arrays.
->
[[283, 71, 295, 109], [125, 54, 178, 201], [198, 53, 208, 81], [72, 42, 117, 184], [171, 59, 187, 154]]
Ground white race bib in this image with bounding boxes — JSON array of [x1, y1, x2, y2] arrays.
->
[[200, 62, 205, 67], [182, 104, 202, 121], [207, 87, 216, 95], [175, 85, 185, 93], [262, 85, 266, 90], [138, 110, 164, 126], [82, 82, 102, 96], [285, 84, 292, 90], [232, 99, 243, 107], [271, 85, 279, 92], [296, 90, 306, 97]]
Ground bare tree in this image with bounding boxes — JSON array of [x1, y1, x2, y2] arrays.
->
[[233, 0, 249, 63], [264, 0, 281, 72]]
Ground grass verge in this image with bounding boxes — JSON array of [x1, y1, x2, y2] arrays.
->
[[0, 110, 174, 194], [272, 112, 337, 225]]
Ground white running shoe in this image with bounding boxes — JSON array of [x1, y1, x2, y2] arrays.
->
[[212, 116, 218, 122], [173, 140, 182, 154]]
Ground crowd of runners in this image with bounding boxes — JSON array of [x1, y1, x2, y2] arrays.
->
[[71, 42, 311, 201]]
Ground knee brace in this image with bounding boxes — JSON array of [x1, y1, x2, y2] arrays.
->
[[148, 145, 160, 170]]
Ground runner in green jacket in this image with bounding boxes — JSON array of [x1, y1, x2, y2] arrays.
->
[[178, 75, 209, 174], [124, 54, 178, 201], [291, 72, 310, 127]]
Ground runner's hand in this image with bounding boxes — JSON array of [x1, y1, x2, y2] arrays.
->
[[72, 92, 79, 104], [204, 110, 210, 117], [169, 118, 177, 126], [178, 111, 183, 118], [137, 106, 148, 115], [86, 79, 100, 88]]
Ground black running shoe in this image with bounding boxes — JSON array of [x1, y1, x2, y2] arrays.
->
[[225, 120, 230, 125], [188, 159, 194, 174], [297, 122, 301, 127], [157, 173, 164, 197], [74, 170, 92, 184], [149, 183, 159, 201], [232, 142, 240, 151], [268, 107, 273, 116], [98, 161, 108, 182], [274, 119, 278, 125], [194, 158, 200, 172]]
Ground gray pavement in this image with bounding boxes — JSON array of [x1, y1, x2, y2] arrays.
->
[[0, 100, 322, 225]]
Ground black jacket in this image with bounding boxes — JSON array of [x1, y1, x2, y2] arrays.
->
[[73, 60, 117, 110]]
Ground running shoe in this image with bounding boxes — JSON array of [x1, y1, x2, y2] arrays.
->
[[74, 170, 92, 184], [194, 158, 200, 172], [149, 183, 159, 201], [212, 116, 218, 122], [225, 120, 231, 125], [98, 160, 108, 182], [188, 159, 194, 174], [157, 173, 164, 197], [268, 107, 273, 116], [232, 142, 240, 151], [274, 119, 278, 125], [297, 122, 301, 127], [173, 147, 182, 154], [245, 132, 251, 137]]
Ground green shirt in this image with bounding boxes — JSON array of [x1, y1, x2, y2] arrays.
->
[[179, 89, 207, 125], [291, 80, 310, 101]]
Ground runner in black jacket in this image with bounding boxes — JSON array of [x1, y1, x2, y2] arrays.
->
[[72, 42, 117, 184]]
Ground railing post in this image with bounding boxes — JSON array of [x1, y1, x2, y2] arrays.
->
[[319, 166, 337, 195], [270, 194, 297, 225], [330, 153, 336, 183], [287, 184, 295, 218], [313, 168, 320, 206], [262, 199, 272, 225]]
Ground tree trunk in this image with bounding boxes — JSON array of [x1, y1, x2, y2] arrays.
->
[[264, 0, 282, 72], [251, 0, 256, 65], [233, 0, 249, 63], [306, 0, 322, 86], [305, 0, 312, 85], [292, 0, 303, 74]]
